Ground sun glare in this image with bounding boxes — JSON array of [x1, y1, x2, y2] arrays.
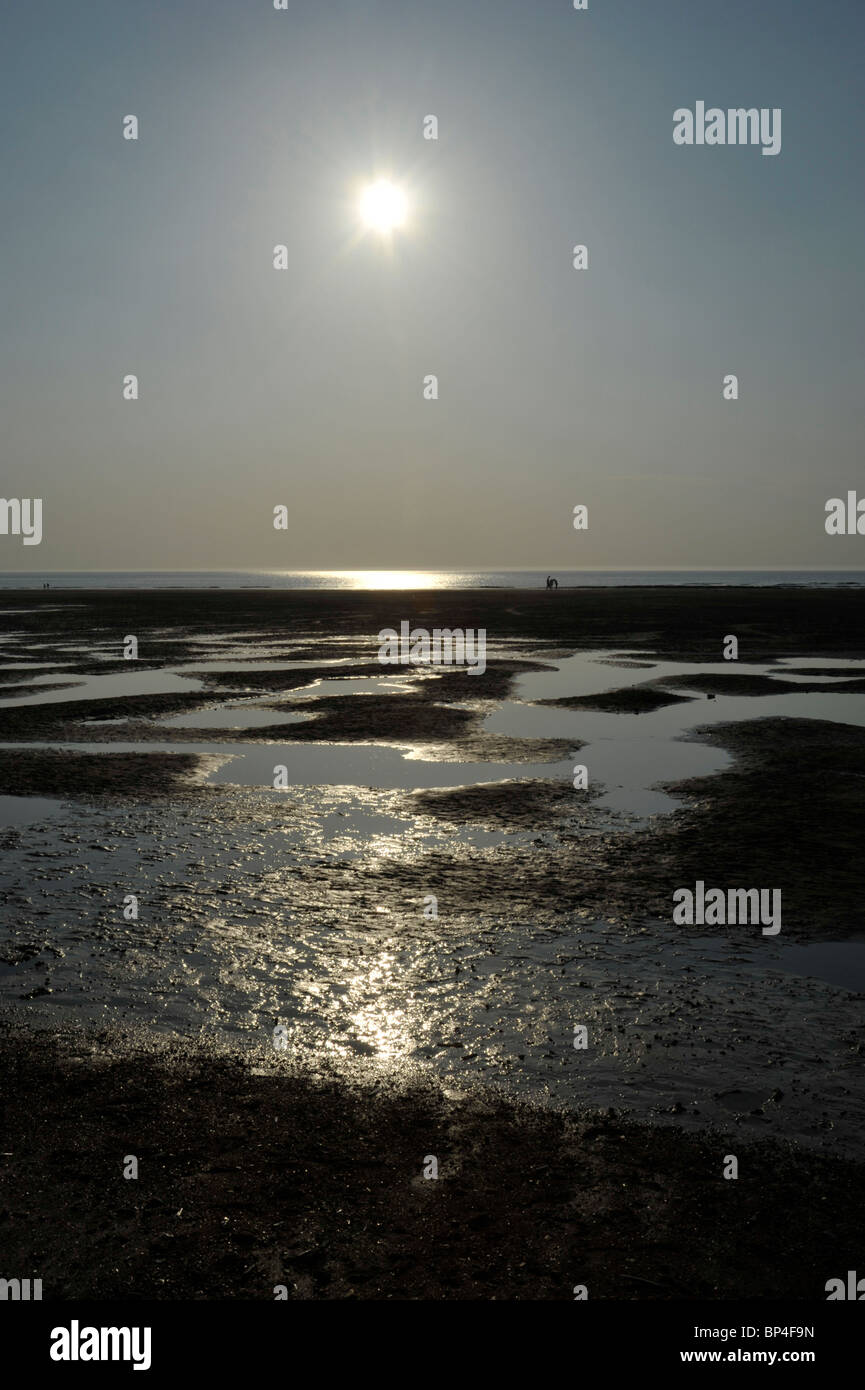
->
[[340, 570, 440, 589], [360, 180, 407, 233]]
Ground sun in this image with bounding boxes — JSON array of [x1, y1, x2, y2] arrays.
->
[[360, 180, 408, 233]]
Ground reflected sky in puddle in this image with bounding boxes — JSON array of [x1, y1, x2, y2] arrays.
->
[[0, 659, 412, 709], [157, 705, 314, 730], [2, 646, 864, 818], [776, 657, 865, 669], [290, 676, 418, 698], [482, 653, 865, 814], [175, 658, 365, 673], [510, 650, 865, 703], [0, 794, 66, 828], [772, 942, 865, 993], [197, 740, 575, 793], [0, 662, 81, 671], [485, 700, 730, 814], [0, 669, 206, 706], [0, 739, 572, 791]]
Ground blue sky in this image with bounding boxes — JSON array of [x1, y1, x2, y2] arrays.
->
[[1, 0, 863, 569]]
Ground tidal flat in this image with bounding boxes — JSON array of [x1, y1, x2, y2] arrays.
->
[[0, 586, 863, 1298]]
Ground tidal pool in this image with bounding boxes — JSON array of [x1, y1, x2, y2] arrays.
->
[[0, 740, 574, 792], [0, 794, 67, 828]]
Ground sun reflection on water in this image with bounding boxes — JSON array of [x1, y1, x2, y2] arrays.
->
[[325, 571, 450, 590], [343, 946, 420, 1061]]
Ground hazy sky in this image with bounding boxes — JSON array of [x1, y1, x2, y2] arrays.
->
[[2, 0, 863, 571]]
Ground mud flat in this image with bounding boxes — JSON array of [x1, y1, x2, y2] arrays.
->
[[1, 583, 863, 659], [397, 716, 865, 937], [1, 586, 864, 1300]]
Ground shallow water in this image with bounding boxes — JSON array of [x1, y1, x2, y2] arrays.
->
[[776, 657, 865, 669], [487, 706, 731, 814], [157, 706, 314, 731], [176, 658, 373, 673], [772, 942, 865, 994], [0, 669, 206, 706], [4, 646, 865, 817], [0, 794, 66, 828], [0, 739, 574, 791], [2, 623, 864, 1158], [1, 787, 861, 1153], [483, 654, 865, 814], [510, 651, 865, 703], [0, 662, 80, 671], [289, 676, 420, 698]]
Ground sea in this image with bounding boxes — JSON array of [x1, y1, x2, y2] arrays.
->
[[1, 570, 864, 590]]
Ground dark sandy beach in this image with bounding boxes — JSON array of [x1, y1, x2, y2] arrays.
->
[[2, 1019, 864, 1301], [1, 586, 864, 1298]]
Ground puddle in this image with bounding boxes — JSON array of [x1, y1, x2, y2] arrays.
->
[[511, 651, 865, 703], [0, 663, 81, 671], [0, 669, 205, 707], [0, 740, 573, 792], [485, 700, 730, 813], [774, 674, 857, 683], [190, 740, 575, 793], [485, 659, 865, 814], [290, 677, 419, 699], [777, 658, 865, 669], [3, 646, 865, 819], [174, 658, 365, 674], [771, 942, 865, 993], [717, 1089, 770, 1113], [0, 794, 66, 828], [157, 706, 314, 731]]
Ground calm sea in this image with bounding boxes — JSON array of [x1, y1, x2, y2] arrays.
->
[[1, 570, 864, 590]]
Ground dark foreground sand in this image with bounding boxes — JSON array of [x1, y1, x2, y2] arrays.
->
[[1, 1022, 864, 1301]]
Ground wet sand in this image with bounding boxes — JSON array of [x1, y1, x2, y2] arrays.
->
[[0, 585, 863, 672], [1, 586, 864, 1298]]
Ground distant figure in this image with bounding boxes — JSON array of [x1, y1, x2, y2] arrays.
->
[[545, 575, 558, 590], [707, 693, 716, 700]]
